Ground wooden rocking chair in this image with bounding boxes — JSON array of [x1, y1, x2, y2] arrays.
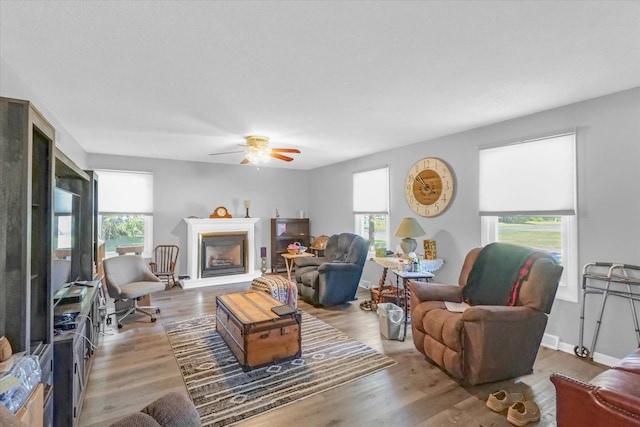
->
[[149, 244, 179, 287]]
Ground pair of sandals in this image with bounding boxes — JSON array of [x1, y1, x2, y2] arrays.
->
[[359, 299, 378, 311]]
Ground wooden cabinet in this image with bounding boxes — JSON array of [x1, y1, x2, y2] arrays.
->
[[53, 148, 100, 427], [1, 97, 101, 427], [270, 218, 310, 273], [53, 281, 101, 427], [0, 97, 55, 426]]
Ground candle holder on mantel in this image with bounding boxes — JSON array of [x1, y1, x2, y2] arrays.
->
[[260, 246, 267, 275], [244, 200, 251, 218]]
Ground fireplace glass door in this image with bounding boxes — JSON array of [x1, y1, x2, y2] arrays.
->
[[201, 233, 246, 277]]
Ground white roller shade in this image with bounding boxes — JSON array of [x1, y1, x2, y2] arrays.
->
[[97, 170, 154, 214], [479, 133, 576, 216], [353, 167, 389, 214]]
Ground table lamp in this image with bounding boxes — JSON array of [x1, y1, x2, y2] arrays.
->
[[394, 217, 425, 255]]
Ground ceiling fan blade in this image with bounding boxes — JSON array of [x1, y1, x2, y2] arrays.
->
[[209, 150, 245, 156], [271, 148, 301, 153], [270, 152, 294, 162], [240, 157, 250, 164]]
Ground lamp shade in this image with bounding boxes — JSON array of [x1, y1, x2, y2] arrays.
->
[[394, 217, 425, 238]]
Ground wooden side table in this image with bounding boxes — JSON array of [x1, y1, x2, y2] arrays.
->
[[369, 257, 444, 305], [281, 252, 315, 281]]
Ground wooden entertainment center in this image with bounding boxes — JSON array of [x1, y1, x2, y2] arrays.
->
[[0, 97, 102, 427]]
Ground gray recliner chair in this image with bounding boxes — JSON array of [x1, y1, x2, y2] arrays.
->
[[294, 233, 369, 306], [104, 255, 165, 328]]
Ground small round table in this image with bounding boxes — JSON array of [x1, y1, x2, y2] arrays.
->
[[281, 252, 315, 281]]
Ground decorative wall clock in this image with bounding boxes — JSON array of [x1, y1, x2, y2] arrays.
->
[[210, 206, 232, 218], [404, 157, 455, 217]]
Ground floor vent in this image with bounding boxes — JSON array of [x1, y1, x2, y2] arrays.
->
[[541, 333, 560, 350]]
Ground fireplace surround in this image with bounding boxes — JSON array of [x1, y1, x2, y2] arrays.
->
[[182, 217, 261, 289]]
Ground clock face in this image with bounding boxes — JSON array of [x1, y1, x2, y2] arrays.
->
[[216, 207, 227, 216], [404, 157, 455, 217]]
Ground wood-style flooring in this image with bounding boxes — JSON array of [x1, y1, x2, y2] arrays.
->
[[79, 283, 606, 427]]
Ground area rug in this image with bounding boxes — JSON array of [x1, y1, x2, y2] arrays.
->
[[163, 312, 396, 426]]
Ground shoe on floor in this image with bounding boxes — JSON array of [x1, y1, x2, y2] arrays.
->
[[507, 400, 540, 426], [359, 300, 373, 311], [486, 390, 524, 412]]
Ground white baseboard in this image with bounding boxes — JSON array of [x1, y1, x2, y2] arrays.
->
[[556, 341, 621, 367], [358, 280, 372, 289], [541, 333, 560, 350], [541, 332, 622, 367]]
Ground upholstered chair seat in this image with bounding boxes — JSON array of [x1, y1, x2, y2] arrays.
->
[[410, 243, 563, 385]]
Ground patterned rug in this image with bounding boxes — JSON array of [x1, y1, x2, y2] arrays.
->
[[163, 312, 396, 426]]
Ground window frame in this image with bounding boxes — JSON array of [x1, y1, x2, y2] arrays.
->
[[353, 166, 390, 256], [96, 169, 154, 259], [481, 215, 578, 302], [98, 214, 154, 259], [354, 214, 390, 257], [478, 132, 578, 303]]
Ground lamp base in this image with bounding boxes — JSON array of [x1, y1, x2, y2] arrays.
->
[[400, 238, 417, 255]]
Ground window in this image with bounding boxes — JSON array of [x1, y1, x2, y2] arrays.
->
[[353, 167, 389, 255], [97, 170, 154, 258], [479, 133, 578, 302]]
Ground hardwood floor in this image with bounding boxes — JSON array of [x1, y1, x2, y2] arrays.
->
[[79, 284, 606, 427]]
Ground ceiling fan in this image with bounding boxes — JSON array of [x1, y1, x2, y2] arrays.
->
[[209, 135, 301, 164]]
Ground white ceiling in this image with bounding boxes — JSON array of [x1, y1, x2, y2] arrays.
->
[[1, 1, 639, 170]]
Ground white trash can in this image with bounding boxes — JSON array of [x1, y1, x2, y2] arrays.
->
[[376, 302, 404, 340]]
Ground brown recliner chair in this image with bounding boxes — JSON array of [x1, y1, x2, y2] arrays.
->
[[409, 243, 563, 385]]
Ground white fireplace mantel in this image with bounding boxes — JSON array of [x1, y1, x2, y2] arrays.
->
[[181, 217, 261, 289]]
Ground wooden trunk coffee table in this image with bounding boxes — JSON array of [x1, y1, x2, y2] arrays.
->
[[215, 291, 301, 371]]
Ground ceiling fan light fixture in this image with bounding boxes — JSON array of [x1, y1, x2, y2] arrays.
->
[[246, 135, 270, 150], [246, 148, 271, 164], [210, 134, 298, 164]]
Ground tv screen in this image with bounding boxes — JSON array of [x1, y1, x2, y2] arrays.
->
[[52, 187, 79, 295]]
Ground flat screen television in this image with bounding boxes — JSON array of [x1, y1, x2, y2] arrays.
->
[[52, 187, 80, 299]]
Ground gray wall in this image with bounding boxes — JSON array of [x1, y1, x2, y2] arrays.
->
[[87, 154, 311, 275], [1, 57, 88, 167], [310, 87, 640, 361]]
